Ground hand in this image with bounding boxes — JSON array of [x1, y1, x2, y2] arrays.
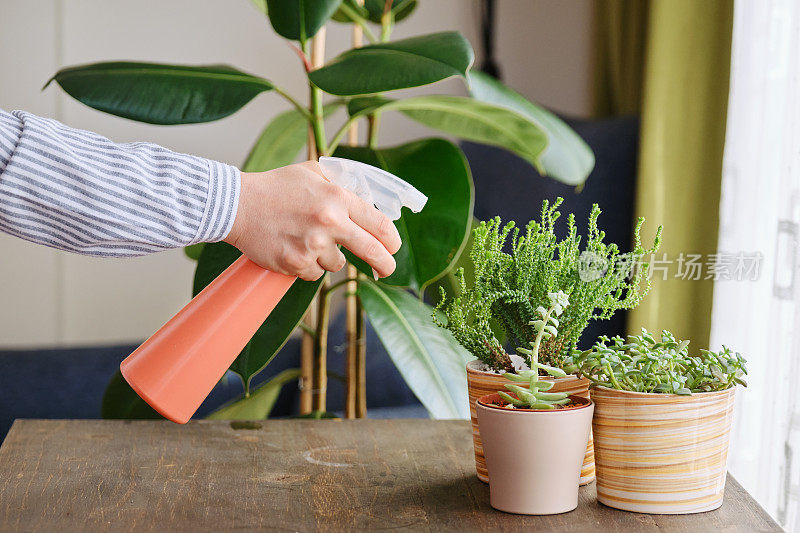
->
[[224, 161, 402, 281]]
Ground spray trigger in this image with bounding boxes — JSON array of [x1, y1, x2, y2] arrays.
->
[[319, 157, 427, 221]]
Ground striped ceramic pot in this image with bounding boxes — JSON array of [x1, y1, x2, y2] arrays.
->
[[466, 359, 595, 485], [590, 385, 737, 514]]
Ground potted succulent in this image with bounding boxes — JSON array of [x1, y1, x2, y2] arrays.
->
[[435, 198, 661, 484], [476, 291, 593, 514], [572, 329, 748, 514]]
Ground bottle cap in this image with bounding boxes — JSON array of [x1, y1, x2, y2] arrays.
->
[[319, 157, 427, 220]]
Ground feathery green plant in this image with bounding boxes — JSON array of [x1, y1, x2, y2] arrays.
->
[[498, 291, 571, 409], [571, 329, 747, 394], [434, 197, 662, 373]]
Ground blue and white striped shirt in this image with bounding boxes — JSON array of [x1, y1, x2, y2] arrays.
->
[[0, 108, 240, 256]]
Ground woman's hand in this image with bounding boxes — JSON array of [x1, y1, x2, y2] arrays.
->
[[224, 161, 402, 281]]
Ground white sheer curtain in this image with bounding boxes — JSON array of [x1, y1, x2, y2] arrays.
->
[[711, 0, 800, 528]]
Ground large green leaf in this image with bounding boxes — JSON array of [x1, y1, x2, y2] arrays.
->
[[308, 32, 473, 95], [101, 370, 163, 419], [345, 93, 593, 186], [243, 102, 342, 173], [47, 62, 273, 125], [193, 242, 323, 391], [243, 109, 310, 173], [206, 368, 301, 420], [333, 0, 417, 23], [358, 280, 470, 419], [184, 243, 205, 261], [266, 0, 342, 40], [468, 71, 595, 185], [334, 138, 474, 292], [350, 95, 551, 173]]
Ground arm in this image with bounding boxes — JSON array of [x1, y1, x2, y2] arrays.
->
[[0, 108, 238, 256], [0, 109, 400, 280]]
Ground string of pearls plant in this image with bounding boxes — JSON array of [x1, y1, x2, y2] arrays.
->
[[570, 329, 747, 394]]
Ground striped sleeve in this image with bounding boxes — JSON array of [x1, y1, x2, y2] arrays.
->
[[0, 108, 240, 257]]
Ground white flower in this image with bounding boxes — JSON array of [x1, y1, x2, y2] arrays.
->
[[548, 291, 569, 309]]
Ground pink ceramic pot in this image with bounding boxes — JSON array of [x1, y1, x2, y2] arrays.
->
[[467, 360, 595, 484], [476, 393, 594, 515]]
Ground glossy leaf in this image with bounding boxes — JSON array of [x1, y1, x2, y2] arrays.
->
[[266, 0, 342, 40], [333, 0, 417, 23], [365, 0, 417, 22], [309, 32, 473, 95], [193, 242, 323, 390], [206, 368, 301, 420], [350, 94, 550, 173], [243, 102, 341, 173], [183, 243, 205, 261], [334, 138, 474, 292], [101, 370, 163, 419], [47, 62, 273, 125], [468, 70, 594, 185], [250, 0, 268, 15], [358, 280, 470, 419]]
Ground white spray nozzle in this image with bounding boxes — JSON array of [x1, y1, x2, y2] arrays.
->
[[319, 157, 427, 221]]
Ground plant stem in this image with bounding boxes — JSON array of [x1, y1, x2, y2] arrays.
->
[[380, 0, 394, 41], [367, 113, 381, 148], [530, 305, 555, 372], [326, 276, 359, 294], [308, 29, 331, 412], [313, 275, 331, 412], [309, 29, 328, 156], [336, 2, 378, 43], [328, 116, 360, 153], [273, 84, 311, 119]]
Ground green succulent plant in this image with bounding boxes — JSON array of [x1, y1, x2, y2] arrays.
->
[[498, 291, 571, 409], [571, 329, 747, 394], [434, 198, 662, 373]]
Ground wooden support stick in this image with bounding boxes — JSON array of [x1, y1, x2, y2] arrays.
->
[[345, 2, 366, 420], [300, 28, 327, 414]]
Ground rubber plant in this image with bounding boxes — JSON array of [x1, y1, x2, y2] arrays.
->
[[49, 0, 594, 420]]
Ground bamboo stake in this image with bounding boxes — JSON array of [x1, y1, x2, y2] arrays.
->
[[309, 28, 329, 414], [355, 295, 367, 418], [300, 29, 327, 414], [345, 6, 365, 420]]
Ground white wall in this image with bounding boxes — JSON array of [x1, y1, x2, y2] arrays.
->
[[0, 0, 594, 348]]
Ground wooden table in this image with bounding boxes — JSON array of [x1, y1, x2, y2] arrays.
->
[[0, 419, 779, 532]]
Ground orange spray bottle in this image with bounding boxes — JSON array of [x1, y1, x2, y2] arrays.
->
[[120, 157, 427, 423]]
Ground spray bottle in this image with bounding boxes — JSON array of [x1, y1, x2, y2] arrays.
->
[[120, 157, 427, 423]]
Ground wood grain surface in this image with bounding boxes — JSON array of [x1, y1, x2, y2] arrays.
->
[[0, 419, 780, 532]]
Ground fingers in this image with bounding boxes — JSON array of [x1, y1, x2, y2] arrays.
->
[[335, 219, 397, 278], [344, 192, 402, 255], [317, 246, 347, 273], [297, 263, 326, 282]]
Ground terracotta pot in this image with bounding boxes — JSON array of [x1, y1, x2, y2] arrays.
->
[[476, 392, 594, 514], [466, 359, 595, 484], [590, 385, 737, 514]]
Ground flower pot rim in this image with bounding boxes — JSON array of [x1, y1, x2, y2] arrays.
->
[[590, 384, 738, 398], [466, 359, 585, 382], [477, 392, 593, 413]]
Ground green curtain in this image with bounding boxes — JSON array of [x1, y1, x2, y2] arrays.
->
[[593, 0, 650, 116], [627, 0, 734, 346]]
